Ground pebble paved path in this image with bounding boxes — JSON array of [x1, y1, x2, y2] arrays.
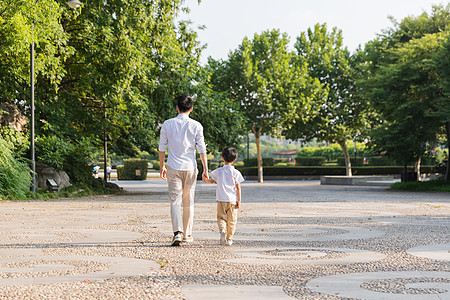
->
[[0, 179, 448, 299]]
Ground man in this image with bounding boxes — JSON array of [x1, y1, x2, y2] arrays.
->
[[159, 95, 208, 246]]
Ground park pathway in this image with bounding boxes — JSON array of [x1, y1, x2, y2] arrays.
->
[[0, 179, 448, 299]]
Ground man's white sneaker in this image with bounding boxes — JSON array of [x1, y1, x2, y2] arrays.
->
[[172, 233, 182, 246], [183, 235, 193, 243], [226, 240, 233, 246], [220, 231, 226, 246]]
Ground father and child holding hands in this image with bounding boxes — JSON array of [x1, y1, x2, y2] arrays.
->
[[158, 95, 244, 246]]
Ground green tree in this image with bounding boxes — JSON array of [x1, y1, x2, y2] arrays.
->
[[0, 0, 251, 189], [286, 23, 367, 176], [431, 32, 450, 182], [210, 29, 324, 182], [0, 0, 70, 110], [360, 4, 450, 180], [364, 33, 444, 166]]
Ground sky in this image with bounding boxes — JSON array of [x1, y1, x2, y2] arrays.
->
[[181, 0, 446, 63]]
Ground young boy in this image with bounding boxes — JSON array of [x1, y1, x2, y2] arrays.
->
[[204, 147, 244, 246]]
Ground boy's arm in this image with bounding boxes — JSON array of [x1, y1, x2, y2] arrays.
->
[[204, 178, 215, 184], [158, 124, 168, 180], [235, 183, 241, 208]]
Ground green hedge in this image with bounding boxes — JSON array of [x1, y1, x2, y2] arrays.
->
[[337, 156, 399, 166], [151, 160, 161, 170], [274, 163, 288, 167], [296, 156, 326, 166], [336, 157, 365, 166], [122, 158, 148, 180], [117, 165, 124, 180], [244, 157, 274, 167], [274, 158, 289, 164], [234, 161, 245, 167], [237, 166, 437, 176]]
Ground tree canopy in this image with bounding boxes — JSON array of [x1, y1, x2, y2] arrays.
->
[[0, 0, 245, 189], [360, 4, 450, 180], [285, 23, 368, 176], [210, 29, 324, 182]]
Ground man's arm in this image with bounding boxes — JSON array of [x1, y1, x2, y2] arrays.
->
[[159, 151, 167, 180], [199, 152, 208, 182]]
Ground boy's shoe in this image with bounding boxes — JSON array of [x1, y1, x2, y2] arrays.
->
[[183, 235, 194, 243], [220, 231, 226, 246], [172, 232, 182, 246], [226, 240, 233, 246]]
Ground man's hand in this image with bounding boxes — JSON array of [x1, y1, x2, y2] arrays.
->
[[160, 166, 167, 180], [236, 200, 241, 209], [202, 170, 209, 182], [158, 151, 167, 180]]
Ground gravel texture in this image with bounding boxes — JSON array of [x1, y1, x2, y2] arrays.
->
[[0, 180, 448, 299]]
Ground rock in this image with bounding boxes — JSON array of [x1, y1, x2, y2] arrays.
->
[[105, 182, 123, 191], [0, 103, 28, 132], [35, 162, 72, 191]]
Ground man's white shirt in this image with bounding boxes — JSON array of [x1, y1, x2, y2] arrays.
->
[[158, 113, 206, 170], [210, 165, 245, 204]]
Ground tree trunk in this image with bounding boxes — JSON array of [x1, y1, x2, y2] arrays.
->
[[415, 157, 421, 182], [446, 121, 450, 183], [337, 140, 352, 177], [254, 129, 263, 183]]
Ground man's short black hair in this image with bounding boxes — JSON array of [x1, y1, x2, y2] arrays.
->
[[222, 147, 238, 163], [176, 95, 194, 112]]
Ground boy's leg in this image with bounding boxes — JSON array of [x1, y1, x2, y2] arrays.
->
[[226, 203, 238, 241], [217, 202, 227, 233], [167, 167, 183, 234], [181, 169, 198, 239]]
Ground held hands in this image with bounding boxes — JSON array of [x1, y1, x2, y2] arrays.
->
[[202, 171, 209, 183], [236, 200, 241, 209]]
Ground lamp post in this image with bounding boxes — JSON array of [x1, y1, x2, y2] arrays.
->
[[30, 0, 82, 192]]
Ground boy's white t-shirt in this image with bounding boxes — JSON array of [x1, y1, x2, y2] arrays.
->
[[210, 165, 245, 203]]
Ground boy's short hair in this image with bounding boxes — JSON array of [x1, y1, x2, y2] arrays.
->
[[176, 95, 194, 112], [222, 147, 238, 163]]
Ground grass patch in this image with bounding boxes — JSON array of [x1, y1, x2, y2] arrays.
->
[[390, 179, 450, 192]]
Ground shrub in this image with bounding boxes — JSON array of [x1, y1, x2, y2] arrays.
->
[[274, 163, 288, 167], [0, 137, 31, 199], [151, 160, 160, 170], [238, 166, 436, 176], [274, 158, 289, 164], [123, 158, 148, 180], [365, 156, 398, 166], [117, 165, 124, 180], [64, 140, 97, 185], [36, 136, 96, 185], [337, 157, 364, 166], [297, 143, 375, 161], [244, 157, 274, 167], [96, 158, 111, 168], [210, 162, 219, 170], [234, 161, 244, 167], [0, 126, 29, 156], [296, 157, 326, 166]]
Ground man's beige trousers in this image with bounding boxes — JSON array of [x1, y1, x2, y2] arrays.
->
[[217, 202, 238, 241], [167, 166, 198, 237]]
